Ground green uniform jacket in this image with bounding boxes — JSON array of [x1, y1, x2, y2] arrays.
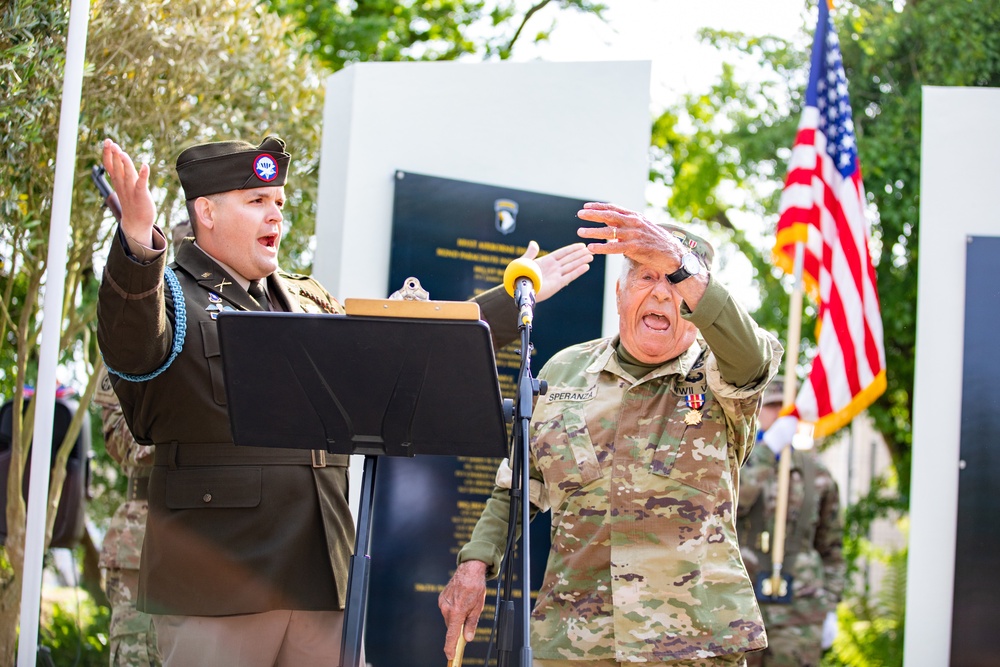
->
[[98, 232, 517, 616], [460, 276, 783, 662]]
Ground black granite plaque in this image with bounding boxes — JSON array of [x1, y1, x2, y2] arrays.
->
[[951, 235, 1000, 667]]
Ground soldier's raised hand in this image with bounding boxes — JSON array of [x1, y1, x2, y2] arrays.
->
[[102, 139, 160, 254]]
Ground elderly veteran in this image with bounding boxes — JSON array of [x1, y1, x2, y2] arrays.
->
[[97, 135, 593, 666], [439, 201, 782, 667]]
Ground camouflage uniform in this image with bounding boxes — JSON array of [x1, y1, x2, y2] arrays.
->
[[461, 277, 782, 663], [737, 443, 844, 667], [94, 367, 161, 666]]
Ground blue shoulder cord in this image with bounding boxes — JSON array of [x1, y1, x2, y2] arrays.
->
[[105, 266, 187, 382]]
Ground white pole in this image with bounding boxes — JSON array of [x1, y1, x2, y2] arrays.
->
[[17, 1, 92, 664]]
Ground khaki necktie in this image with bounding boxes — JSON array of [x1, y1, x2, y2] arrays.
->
[[247, 279, 270, 311]]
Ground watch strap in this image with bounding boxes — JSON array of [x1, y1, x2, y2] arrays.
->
[[666, 265, 693, 284]]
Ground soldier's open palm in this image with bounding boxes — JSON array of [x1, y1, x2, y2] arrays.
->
[[102, 139, 156, 243]]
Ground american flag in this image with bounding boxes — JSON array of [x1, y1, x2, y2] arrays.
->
[[773, 0, 886, 438]]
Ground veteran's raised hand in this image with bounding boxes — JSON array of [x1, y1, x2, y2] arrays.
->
[[576, 202, 691, 272], [576, 201, 710, 308]]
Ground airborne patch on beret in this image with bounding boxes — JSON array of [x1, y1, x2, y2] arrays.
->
[[254, 154, 278, 182]]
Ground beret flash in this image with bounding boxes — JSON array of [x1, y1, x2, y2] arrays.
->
[[659, 222, 715, 268], [175, 135, 291, 200]]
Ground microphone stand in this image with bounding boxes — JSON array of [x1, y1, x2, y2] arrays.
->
[[496, 281, 544, 667]]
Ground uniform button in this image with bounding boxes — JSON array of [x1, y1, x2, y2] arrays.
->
[[203, 493, 212, 503]]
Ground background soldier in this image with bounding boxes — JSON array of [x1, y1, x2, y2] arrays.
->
[[738, 378, 845, 667], [95, 364, 160, 667]]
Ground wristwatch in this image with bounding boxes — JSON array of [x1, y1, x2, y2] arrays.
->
[[666, 252, 702, 284]]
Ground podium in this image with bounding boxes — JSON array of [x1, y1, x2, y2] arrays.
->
[[217, 307, 508, 667]]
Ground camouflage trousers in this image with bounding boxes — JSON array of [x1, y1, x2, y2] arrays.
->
[[534, 653, 747, 667], [106, 568, 160, 667], [745, 623, 822, 667]]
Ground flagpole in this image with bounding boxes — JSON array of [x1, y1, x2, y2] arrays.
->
[[17, 1, 92, 664], [768, 240, 805, 597]]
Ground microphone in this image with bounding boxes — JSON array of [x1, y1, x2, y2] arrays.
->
[[503, 257, 543, 327]]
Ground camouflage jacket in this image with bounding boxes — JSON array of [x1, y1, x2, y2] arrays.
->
[[94, 367, 154, 571], [737, 443, 845, 627], [461, 278, 783, 662]]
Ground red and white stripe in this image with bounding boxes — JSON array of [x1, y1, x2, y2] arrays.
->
[[774, 106, 886, 437]]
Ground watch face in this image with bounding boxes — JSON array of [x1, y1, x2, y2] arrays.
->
[[681, 252, 702, 275], [666, 252, 702, 284]]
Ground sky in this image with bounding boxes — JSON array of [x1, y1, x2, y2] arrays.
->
[[510, 0, 814, 109]]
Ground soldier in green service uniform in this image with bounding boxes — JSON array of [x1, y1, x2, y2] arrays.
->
[[440, 201, 783, 666], [97, 134, 592, 666], [737, 379, 845, 667]]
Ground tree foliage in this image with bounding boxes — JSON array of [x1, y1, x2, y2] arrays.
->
[[652, 0, 1000, 497], [266, 0, 607, 71], [1, 0, 327, 658], [828, 545, 907, 666], [2, 2, 103, 657]]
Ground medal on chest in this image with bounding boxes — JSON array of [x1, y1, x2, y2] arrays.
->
[[684, 393, 706, 425]]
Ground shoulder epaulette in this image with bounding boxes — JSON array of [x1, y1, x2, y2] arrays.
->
[[298, 287, 340, 314], [278, 270, 313, 281]]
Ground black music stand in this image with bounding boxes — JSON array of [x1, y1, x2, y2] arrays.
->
[[217, 310, 508, 667]]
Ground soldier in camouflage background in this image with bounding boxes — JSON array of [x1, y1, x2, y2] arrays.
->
[[95, 364, 160, 667], [737, 379, 845, 667], [440, 202, 783, 666]]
